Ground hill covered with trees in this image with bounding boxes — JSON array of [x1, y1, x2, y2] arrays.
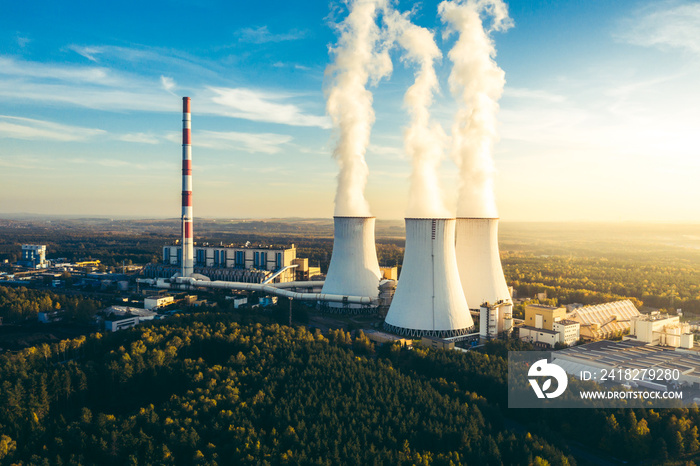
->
[[3, 314, 700, 464], [1, 314, 570, 465]]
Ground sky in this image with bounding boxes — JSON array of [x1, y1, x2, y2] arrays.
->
[[0, 0, 698, 222]]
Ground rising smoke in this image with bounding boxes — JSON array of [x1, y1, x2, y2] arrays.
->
[[326, 0, 393, 217], [439, 0, 512, 218], [384, 9, 451, 219]]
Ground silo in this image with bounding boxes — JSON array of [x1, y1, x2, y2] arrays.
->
[[455, 217, 512, 334], [384, 218, 474, 337], [321, 216, 381, 310]]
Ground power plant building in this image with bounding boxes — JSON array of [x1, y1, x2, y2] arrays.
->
[[146, 243, 303, 283], [567, 300, 641, 340], [625, 312, 693, 348], [523, 304, 567, 331], [18, 244, 47, 269], [480, 301, 513, 339]]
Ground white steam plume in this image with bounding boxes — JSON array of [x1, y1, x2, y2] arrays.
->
[[384, 9, 450, 219], [439, 0, 512, 218], [326, 0, 392, 217]]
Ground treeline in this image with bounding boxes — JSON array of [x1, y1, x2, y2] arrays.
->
[[0, 224, 168, 267], [0, 286, 102, 323], [0, 315, 575, 465], [503, 253, 700, 312]]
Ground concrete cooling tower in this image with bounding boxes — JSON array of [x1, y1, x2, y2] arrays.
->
[[384, 218, 474, 337], [455, 217, 512, 335], [321, 216, 381, 310]]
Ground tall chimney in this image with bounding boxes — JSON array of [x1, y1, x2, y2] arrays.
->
[[181, 97, 194, 278], [384, 218, 474, 337]]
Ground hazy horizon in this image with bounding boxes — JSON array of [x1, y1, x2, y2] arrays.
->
[[2, 213, 700, 226]]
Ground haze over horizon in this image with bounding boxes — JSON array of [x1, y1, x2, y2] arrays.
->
[[1, 0, 698, 223]]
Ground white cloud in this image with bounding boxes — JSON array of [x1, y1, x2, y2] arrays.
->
[[160, 75, 176, 93], [0, 56, 328, 130], [0, 79, 175, 112], [208, 87, 331, 129], [118, 132, 161, 144], [0, 56, 120, 85], [68, 45, 103, 62], [201, 130, 292, 154], [16, 36, 31, 49], [504, 87, 566, 103], [0, 56, 174, 112], [164, 129, 292, 154], [619, 1, 700, 54], [236, 26, 307, 44], [0, 115, 105, 141]]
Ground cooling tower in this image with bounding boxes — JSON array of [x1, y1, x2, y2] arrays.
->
[[384, 218, 474, 337], [455, 218, 512, 333], [321, 216, 381, 309]]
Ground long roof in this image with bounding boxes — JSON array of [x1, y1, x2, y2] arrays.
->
[[555, 340, 700, 379], [568, 300, 640, 336]]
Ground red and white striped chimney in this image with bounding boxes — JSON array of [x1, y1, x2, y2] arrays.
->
[[181, 97, 194, 278]]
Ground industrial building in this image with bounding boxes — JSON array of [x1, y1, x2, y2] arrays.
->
[[523, 304, 567, 330], [144, 295, 175, 310], [517, 305, 581, 347], [567, 299, 641, 339], [553, 339, 700, 391], [147, 243, 306, 283], [479, 301, 513, 340], [553, 319, 581, 346], [363, 329, 411, 346], [99, 306, 157, 332], [421, 336, 456, 350], [624, 312, 694, 348], [519, 326, 560, 348], [17, 245, 47, 269]]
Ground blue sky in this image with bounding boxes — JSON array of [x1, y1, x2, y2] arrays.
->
[[1, 0, 698, 222]]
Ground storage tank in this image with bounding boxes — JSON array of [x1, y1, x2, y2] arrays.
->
[[321, 216, 381, 310], [384, 218, 474, 337], [455, 217, 512, 333]]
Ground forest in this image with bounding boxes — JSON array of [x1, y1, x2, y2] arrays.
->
[[1, 313, 700, 465], [0, 286, 103, 323], [0, 314, 572, 465]]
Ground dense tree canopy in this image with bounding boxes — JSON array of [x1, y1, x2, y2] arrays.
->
[[0, 286, 102, 323], [2, 314, 700, 464], [0, 315, 574, 465]]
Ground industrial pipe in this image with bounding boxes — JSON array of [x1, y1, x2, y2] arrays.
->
[[176, 277, 378, 305]]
